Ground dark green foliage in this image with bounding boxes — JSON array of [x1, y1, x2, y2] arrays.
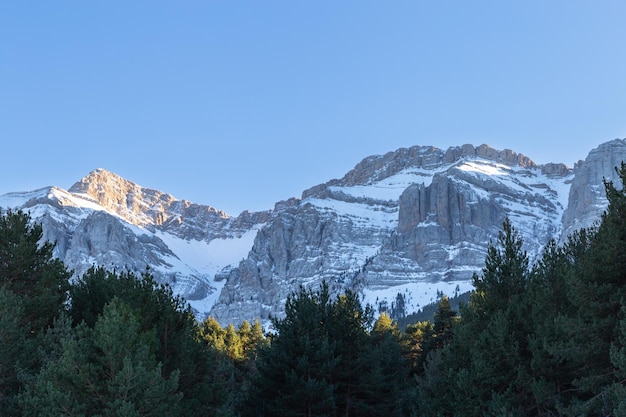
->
[[10, 164, 626, 416], [398, 291, 470, 328], [244, 282, 408, 417], [68, 267, 235, 416], [402, 296, 457, 382], [430, 295, 457, 350], [364, 314, 411, 416], [20, 299, 182, 417], [470, 217, 530, 320], [527, 236, 584, 414], [0, 209, 71, 331], [199, 316, 269, 412], [0, 288, 33, 415], [402, 320, 433, 377], [544, 163, 626, 415], [416, 218, 535, 416], [246, 283, 341, 417], [0, 209, 71, 416]]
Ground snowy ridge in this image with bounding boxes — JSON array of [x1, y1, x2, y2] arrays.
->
[[210, 144, 581, 325], [0, 171, 267, 319], [3, 140, 625, 325]]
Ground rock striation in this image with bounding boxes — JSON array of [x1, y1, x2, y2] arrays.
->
[[1, 140, 625, 325], [0, 171, 270, 315], [560, 139, 626, 240], [210, 144, 575, 324]]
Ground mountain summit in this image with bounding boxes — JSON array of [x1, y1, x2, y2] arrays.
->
[[2, 140, 625, 324]]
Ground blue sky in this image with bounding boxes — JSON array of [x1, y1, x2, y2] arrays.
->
[[2, 2, 625, 215]]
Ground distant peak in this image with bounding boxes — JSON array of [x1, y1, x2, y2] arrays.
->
[[69, 169, 143, 195], [76, 168, 125, 183], [66, 169, 179, 226], [336, 143, 540, 188]]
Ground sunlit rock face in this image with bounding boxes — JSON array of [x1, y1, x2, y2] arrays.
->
[[2, 140, 625, 326], [0, 169, 271, 318]]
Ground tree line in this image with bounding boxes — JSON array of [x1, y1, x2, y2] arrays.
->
[[3, 164, 626, 416]]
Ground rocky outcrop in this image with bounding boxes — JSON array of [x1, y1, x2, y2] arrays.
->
[[391, 175, 502, 278], [560, 139, 626, 240], [210, 144, 574, 324], [0, 172, 270, 315], [211, 195, 396, 323], [69, 169, 271, 241], [2, 140, 625, 326]]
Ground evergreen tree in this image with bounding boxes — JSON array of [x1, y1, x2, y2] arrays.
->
[[471, 217, 529, 320], [416, 218, 534, 416], [69, 267, 234, 416], [245, 283, 338, 417], [402, 320, 433, 377], [238, 319, 267, 362], [527, 236, 584, 414], [0, 288, 32, 415], [200, 316, 227, 352], [19, 299, 182, 417], [550, 163, 626, 414], [360, 313, 410, 417], [605, 306, 626, 415], [328, 290, 372, 416], [430, 295, 457, 351], [0, 209, 71, 331], [243, 282, 404, 417], [403, 295, 456, 385], [0, 209, 71, 416]]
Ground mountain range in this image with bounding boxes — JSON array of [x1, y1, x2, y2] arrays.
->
[[2, 139, 625, 325]]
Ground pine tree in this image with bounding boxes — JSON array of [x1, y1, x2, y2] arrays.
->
[[328, 290, 372, 417], [527, 236, 584, 414], [239, 319, 267, 362], [245, 283, 338, 417], [551, 163, 626, 414], [243, 282, 407, 417], [360, 313, 410, 417], [68, 267, 234, 416], [0, 209, 71, 416], [19, 299, 182, 417], [0, 209, 71, 332], [605, 306, 626, 415], [430, 295, 457, 350], [402, 320, 433, 377], [471, 217, 529, 320], [416, 218, 534, 416], [200, 316, 227, 352]]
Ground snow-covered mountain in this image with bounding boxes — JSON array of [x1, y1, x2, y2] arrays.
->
[[2, 140, 626, 324], [0, 169, 271, 315]]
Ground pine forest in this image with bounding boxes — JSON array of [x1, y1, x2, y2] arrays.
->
[[3, 164, 626, 417]]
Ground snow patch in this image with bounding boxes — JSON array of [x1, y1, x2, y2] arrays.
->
[[362, 280, 475, 316], [154, 226, 262, 316]]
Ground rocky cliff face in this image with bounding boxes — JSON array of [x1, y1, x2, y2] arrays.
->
[[0, 170, 270, 315], [210, 144, 574, 324], [1, 140, 624, 325], [560, 139, 626, 240]]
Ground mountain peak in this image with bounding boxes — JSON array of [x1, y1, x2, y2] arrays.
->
[[68, 169, 176, 227], [70, 168, 144, 194], [3, 140, 622, 326], [334, 143, 538, 188]]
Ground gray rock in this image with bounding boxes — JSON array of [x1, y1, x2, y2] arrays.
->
[[560, 139, 626, 240], [2, 140, 625, 326], [209, 143, 574, 325]]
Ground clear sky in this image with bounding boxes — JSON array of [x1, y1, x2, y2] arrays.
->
[[2, 1, 625, 215]]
